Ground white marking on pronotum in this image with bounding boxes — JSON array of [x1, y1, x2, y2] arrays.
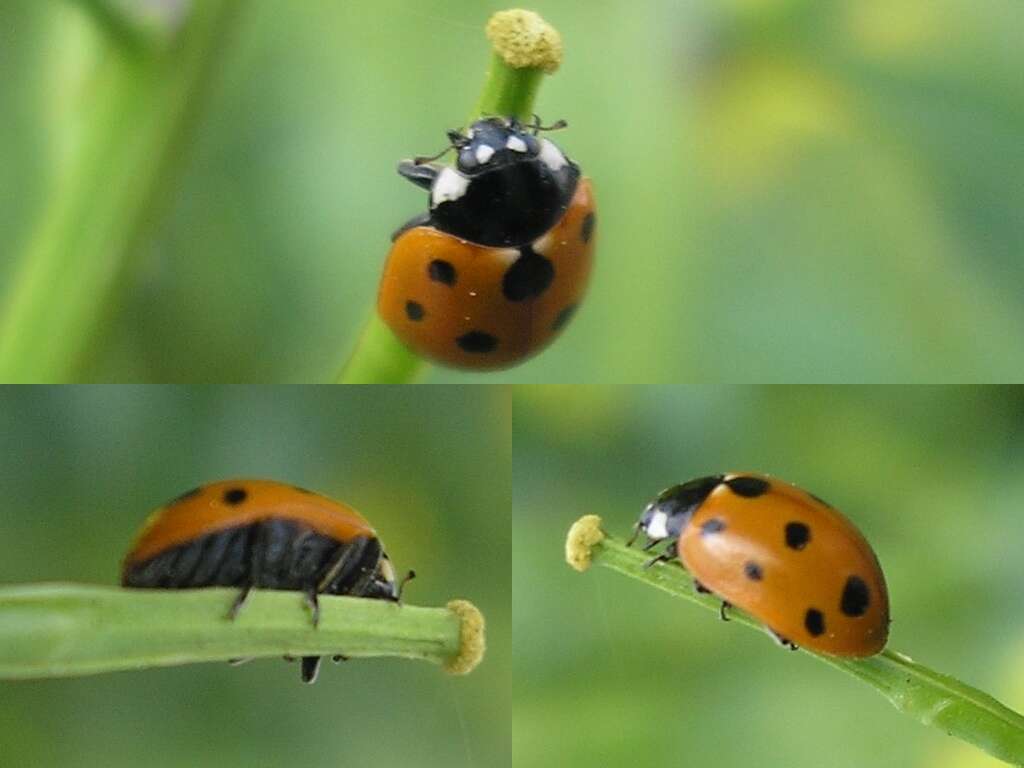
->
[[378, 557, 396, 584], [646, 511, 670, 540], [506, 135, 528, 153], [432, 167, 471, 205], [475, 144, 495, 164], [539, 138, 568, 171]]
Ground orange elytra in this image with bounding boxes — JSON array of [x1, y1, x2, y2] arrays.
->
[[633, 473, 890, 657]]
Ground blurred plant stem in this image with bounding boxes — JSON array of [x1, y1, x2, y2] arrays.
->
[[0, 0, 241, 382], [566, 517, 1024, 766], [335, 9, 561, 384], [0, 583, 484, 679]]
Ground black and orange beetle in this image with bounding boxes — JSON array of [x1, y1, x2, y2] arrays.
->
[[122, 479, 409, 683]]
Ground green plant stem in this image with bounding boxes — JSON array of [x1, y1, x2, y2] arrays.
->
[[334, 10, 559, 384], [0, 583, 477, 679], [0, 1, 241, 383], [567, 518, 1024, 766], [336, 315, 427, 384]]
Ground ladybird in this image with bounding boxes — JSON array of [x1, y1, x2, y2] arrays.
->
[[122, 479, 408, 683], [632, 473, 890, 657], [378, 116, 596, 369]]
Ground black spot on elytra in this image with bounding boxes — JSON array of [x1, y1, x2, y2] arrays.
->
[[725, 476, 770, 498], [552, 304, 577, 332], [743, 561, 763, 581], [804, 608, 825, 637], [700, 518, 726, 536], [581, 212, 596, 243], [785, 521, 810, 550], [170, 487, 201, 505], [428, 259, 457, 285], [840, 575, 871, 617], [223, 488, 247, 505], [405, 300, 425, 321], [502, 246, 554, 301], [456, 331, 498, 354]]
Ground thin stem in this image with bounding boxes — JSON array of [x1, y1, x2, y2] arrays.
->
[[334, 9, 563, 384], [566, 516, 1024, 766], [0, 583, 484, 679], [0, 0, 241, 382]]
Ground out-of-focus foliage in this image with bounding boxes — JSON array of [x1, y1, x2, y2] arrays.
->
[[1, 0, 1021, 382], [513, 385, 1024, 766], [0, 386, 510, 768]]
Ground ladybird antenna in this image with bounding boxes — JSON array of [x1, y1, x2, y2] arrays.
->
[[626, 523, 641, 548], [397, 569, 417, 601], [529, 114, 568, 135], [414, 130, 469, 165]]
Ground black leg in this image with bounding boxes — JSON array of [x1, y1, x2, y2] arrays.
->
[[626, 524, 642, 547], [643, 539, 679, 570], [641, 537, 660, 552], [304, 588, 321, 628], [719, 601, 732, 622], [227, 584, 253, 620], [397, 160, 440, 189], [693, 579, 711, 594], [332, 655, 350, 663], [301, 656, 322, 684], [766, 628, 799, 651], [316, 537, 371, 594]]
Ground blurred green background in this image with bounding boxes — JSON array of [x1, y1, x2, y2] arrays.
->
[[2, 0, 1022, 383], [0, 386, 509, 768], [513, 385, 1024, 767]]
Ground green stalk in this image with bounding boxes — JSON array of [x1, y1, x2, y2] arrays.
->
[[0, 0, 242, 382], [335, 9, 563, 384], [0, 583, 484, 679], [566, 516, 1024, 766]]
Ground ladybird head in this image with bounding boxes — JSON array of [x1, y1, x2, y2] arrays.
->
[[635, 475, 725, 543], [363, 552, 400, 601], [453, 117, 544, 175]]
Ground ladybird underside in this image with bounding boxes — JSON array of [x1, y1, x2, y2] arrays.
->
[[123, 518, 384, 595]]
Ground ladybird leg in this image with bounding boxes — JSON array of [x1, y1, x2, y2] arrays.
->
[[332, 655, 350, 663], [641, 536, 665, 552], [693, 579, 711, 594], [303, 588, 321, 628], [227, 584, 253, 620], [642, 541, 679, 569], [300, 656, 322, 684], [625, 524, 642, 547], [719, 601, 732, 622], [391, 212, 432, 242], [766, 627, 799, 651], [397, 160, 439, 190]]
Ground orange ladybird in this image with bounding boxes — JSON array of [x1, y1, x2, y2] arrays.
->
[[633, 473, 890, 657], [378, 116, 596, 369], [122, 479, 405, 683]]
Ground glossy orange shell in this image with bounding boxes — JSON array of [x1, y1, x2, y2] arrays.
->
[[124, 479, 376, 564], [378, 178, 596, 369], [679, 473, 889, 656]]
